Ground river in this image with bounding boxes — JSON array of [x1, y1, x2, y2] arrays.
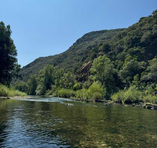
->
[[0, 97, 157, 148]]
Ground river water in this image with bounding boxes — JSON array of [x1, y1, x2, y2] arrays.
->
[[0, 97, 157, 148]]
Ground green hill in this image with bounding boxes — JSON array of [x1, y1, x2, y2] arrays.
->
[[19, 10, 157, 83], [19, 29, 124, 82]]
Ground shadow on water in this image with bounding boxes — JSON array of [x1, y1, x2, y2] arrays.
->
[[1, 97, 157, 147]]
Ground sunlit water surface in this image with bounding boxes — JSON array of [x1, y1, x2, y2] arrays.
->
[[0, 97, 157, 148]]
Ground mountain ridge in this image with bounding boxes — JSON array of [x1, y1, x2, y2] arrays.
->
[[19, 28, 124, 82]]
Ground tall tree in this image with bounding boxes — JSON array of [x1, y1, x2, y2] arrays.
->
[[0, 22, 20, 85], [27, 75, 37, 95], [90, 55, 122, 98]]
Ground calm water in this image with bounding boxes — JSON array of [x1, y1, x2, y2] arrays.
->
[[0, 97, 157, 148]]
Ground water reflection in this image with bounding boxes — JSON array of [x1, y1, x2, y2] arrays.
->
[[0, 98, 157, 147]]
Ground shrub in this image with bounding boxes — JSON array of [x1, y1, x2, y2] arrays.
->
[[111, 90, 126, 104], [143, 95, 157, 104], [0, 84, 8, 96], [87, 81, 105, 102], [111, 86, 142, 104], [73, 82, 81, 91], [57, 89, 76, 98], [123, 86, 142, 103], [76, 88, 88, 101], [0, 84, 26, 97]]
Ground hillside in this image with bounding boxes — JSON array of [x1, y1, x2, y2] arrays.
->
[[19, 29, 124, 82], [18, 10, 157, 84], [14, 10, 157, 104]]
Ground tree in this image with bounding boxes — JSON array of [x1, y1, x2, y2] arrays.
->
[[15, 81, 28, 93], [90, 55, 121, 98], [141, 58, 157, 83], [35, 82, 46, 95], [54, 68, 64, 87], [120, 59, 146, 86], [90, 55, 114, 85], [27, 75, 37, 95], [0, 22, 20, 85], [60, 71, 76, 89], [34, 65, 55, 95], [42, 65, 55, 90]]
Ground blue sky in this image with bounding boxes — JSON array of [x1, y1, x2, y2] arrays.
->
[[1, 0, 157, 67]]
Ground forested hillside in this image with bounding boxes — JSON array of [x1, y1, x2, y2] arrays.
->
[[19, 29, 124, 82], [15, 10, 157, 104]]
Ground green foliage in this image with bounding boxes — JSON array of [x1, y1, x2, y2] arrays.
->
[[42, 65, 55, 90], [90, 55, 113, 84], [90, 55, 121, 98], [0, 84, 26, 97], [111, 86, 142, 104], [87, 81, 105, 102], [76, 88, 88, 101], [120, 59, 146, 85], [0, 22, 20, 85], [75, 81, 105, 102], [59, 71, 76, 89], [141, 58, 157, 83], [25, 65, 77, 95], [143, 95, 157, 104], [35, 82, 46, 95], [15, 81, 28, 93], [54, 68, 64, 87], [73, 82, 81, 91], [111, 91, 125, 104], [57, 89, 76, 98], [27, 75, 37, 95]]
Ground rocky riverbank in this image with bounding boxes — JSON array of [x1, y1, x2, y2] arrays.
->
[[70, 97, 157, 110], [104, 100, 157, 110]]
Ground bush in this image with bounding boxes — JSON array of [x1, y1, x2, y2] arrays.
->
[[124, 86, 142, 103], [111, 86, 142, 104], [76, 88, 88, 101], [0, 84, 26, 97], [111, 91, 125, 104], [0, 84, 8, 96], [73, 82, 81, 91], [87, 81, 105, 102], [57, 89, 76, 98], [143, 95, 157, 104]]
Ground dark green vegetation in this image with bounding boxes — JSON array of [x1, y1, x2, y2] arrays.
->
[[0, 22, 26, 96], [15, 10, 157, 104], [0, 22, 20, 86], [1, 97, 157, 147]]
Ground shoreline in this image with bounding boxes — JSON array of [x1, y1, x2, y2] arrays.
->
[[0, 96, 31, 100], [1, 95, 157, 110], [69, 97, 157, 110]]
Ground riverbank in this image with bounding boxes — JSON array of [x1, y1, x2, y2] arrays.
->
[[103, 100, 157, 110], [0, 96, 31, 100], [69, 96, 157, 110]]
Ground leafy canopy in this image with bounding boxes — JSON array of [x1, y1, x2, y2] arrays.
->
[[0, 21, 20, 85]]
